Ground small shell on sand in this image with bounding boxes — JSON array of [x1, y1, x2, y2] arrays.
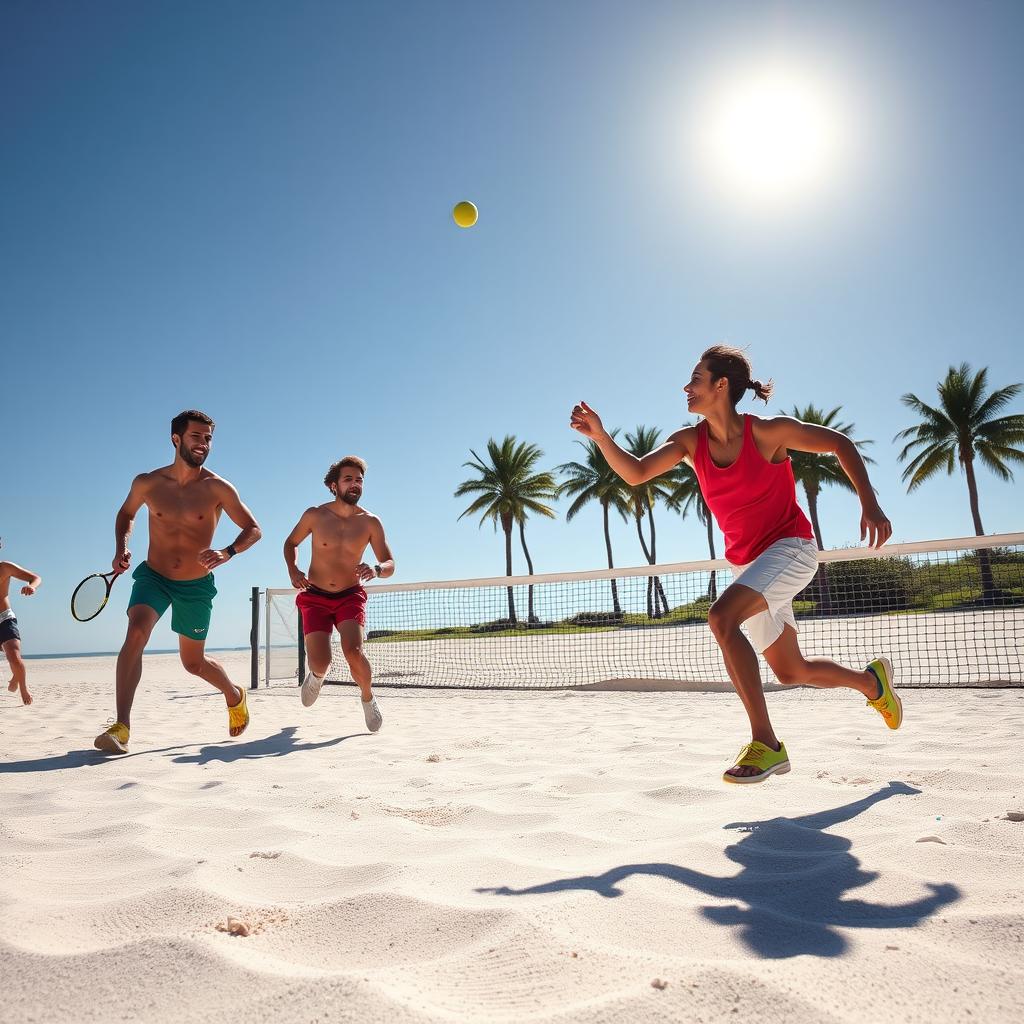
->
[[216, 916, 252, 937]]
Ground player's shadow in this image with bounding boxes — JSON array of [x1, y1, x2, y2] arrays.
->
[[0, 744, 194, 774], [476, 781, 961, 959], [169, 725, 364, 765]]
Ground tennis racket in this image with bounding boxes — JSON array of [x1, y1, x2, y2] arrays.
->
[[71, 569, 125, 622]]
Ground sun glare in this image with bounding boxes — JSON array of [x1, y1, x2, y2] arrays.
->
[[696, 63, 846, 205]]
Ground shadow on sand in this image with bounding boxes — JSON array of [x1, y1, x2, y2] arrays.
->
[[476, 781, 961, 958], [169, 725, 365, 765], [0, 743, 195, 774]]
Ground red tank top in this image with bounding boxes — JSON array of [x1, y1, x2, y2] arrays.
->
[[693, 415, 814, 565]]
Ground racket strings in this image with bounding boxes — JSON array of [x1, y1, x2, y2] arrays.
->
[[72, 576, 110, 620]]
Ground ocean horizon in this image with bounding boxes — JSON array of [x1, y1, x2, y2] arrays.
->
[[23, 646, 252, 661]]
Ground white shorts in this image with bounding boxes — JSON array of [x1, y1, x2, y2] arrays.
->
[[729, 537, 819, 653]]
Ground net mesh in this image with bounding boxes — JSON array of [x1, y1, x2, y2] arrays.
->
[[263, 535, 1024, 689]]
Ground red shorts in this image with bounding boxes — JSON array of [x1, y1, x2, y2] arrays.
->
[[296, 584, 367, 634]]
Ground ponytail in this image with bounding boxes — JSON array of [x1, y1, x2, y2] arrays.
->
[[746, 378, 774, 403], [701, 344, 774, 407]]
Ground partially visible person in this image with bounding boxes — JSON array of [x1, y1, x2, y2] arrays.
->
[[0, 540, 42, 706]]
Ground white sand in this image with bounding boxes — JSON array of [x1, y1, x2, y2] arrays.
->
[[2, 653, 1022, 1023]]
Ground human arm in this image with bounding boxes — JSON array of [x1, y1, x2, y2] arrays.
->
[[199, 482, 262, 570], [569, 401, 691, 485], [113, 474, 149, 572], [282, 509, 315, 590], [358, 517, 395, 582], [1, 561, 42, 596], [762, 417, 892, 548]]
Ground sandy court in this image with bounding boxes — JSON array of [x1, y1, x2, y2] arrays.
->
[[2, 653, 1022, 1023]]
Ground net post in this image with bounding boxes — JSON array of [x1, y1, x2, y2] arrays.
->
[[264, 588, 271, 687], [249, 587, 259, 690], [298, 608, 306, 682]]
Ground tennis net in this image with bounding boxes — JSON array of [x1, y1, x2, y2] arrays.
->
[[260, 533, 1024, 689]]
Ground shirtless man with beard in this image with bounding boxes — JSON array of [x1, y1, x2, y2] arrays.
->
[[283, 456, 394, 732], [93, 410, 262, 754]]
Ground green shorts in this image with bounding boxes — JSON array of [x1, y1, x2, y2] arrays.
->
[[128, 561, 217, 639]]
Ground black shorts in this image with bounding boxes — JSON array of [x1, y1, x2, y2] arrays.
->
[[0, 615, 20, 646]]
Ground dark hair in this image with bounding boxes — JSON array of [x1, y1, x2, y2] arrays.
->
[[700, 344, 773, 406], [171, 409, 215, 437], [324, 455, 368, 492]]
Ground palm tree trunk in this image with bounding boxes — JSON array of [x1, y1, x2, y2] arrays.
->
[[703, 504, 717, 601], [518, 518, 537, 623], [805, 486, 825, 551], [634, 510, 655, 618], [963, 454, 995, 602], [805, 485, 832, 615], [646, 504, 669, 617], [502, 515, 516, 623], [602, 500, 622, 617]]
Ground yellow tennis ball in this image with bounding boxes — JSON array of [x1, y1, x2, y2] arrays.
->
[[452, 201, 478, 228]]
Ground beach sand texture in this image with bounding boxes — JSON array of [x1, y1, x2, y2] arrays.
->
[[2, 652, 1022, 1023]]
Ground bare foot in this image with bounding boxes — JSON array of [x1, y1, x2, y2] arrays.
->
[[19, 688, 33, 706], [7, 678, 17, 694]]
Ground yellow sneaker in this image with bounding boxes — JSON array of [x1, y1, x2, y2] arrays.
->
[[94, 721, 130, 754], [722, 740, 791, 785], [228, 687, 249, 738], [866, 657, 902, 730]]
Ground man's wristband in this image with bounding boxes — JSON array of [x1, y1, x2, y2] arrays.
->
[[225, 544, 238, 559], [374, 563, 383, 578]]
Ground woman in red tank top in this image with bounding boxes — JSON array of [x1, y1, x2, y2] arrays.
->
[[570, 345, 900, 785]]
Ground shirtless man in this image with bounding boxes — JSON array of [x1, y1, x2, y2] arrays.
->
[[283, 456, 394, 731], [93, 410, 262, 754], [0, 540, 42, 706]]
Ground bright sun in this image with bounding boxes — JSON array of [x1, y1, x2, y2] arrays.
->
[[697, 63, 845, 204]]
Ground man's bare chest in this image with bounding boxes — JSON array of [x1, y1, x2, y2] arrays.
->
[[147, 485, 221, 527], [312, 515, 369, 551]]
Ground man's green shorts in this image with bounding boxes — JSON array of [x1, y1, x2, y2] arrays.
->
[[128, 561, 217, 639]]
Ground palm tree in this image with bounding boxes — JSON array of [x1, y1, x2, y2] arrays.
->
[[896, 364, 1024, 602], [787, 404, 874, 551], [666, 462, 719, 601], [556, 432, 631, 617], [625, 426, 675, 618], [787, 404, 874, 615], [455, 436, 558, 624]]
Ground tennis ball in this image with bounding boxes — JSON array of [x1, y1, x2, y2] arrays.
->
[[452, 201, 478, 228]]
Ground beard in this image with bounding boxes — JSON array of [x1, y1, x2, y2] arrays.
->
[[180, 446, 208, 468], [339, 489, 361, 506]]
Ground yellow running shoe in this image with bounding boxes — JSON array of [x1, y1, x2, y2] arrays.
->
[[866, 657, 902, 729], [94, 721, 130, 754], [228, 686, 249, 738], [722, 740, 791, 785]]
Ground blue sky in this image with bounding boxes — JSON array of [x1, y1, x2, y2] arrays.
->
[[2, 0, 1022, 655]]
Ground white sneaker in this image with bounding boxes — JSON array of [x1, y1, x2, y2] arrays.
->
[[300, 670, 324, 708], [362, 696, 382, 732]]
